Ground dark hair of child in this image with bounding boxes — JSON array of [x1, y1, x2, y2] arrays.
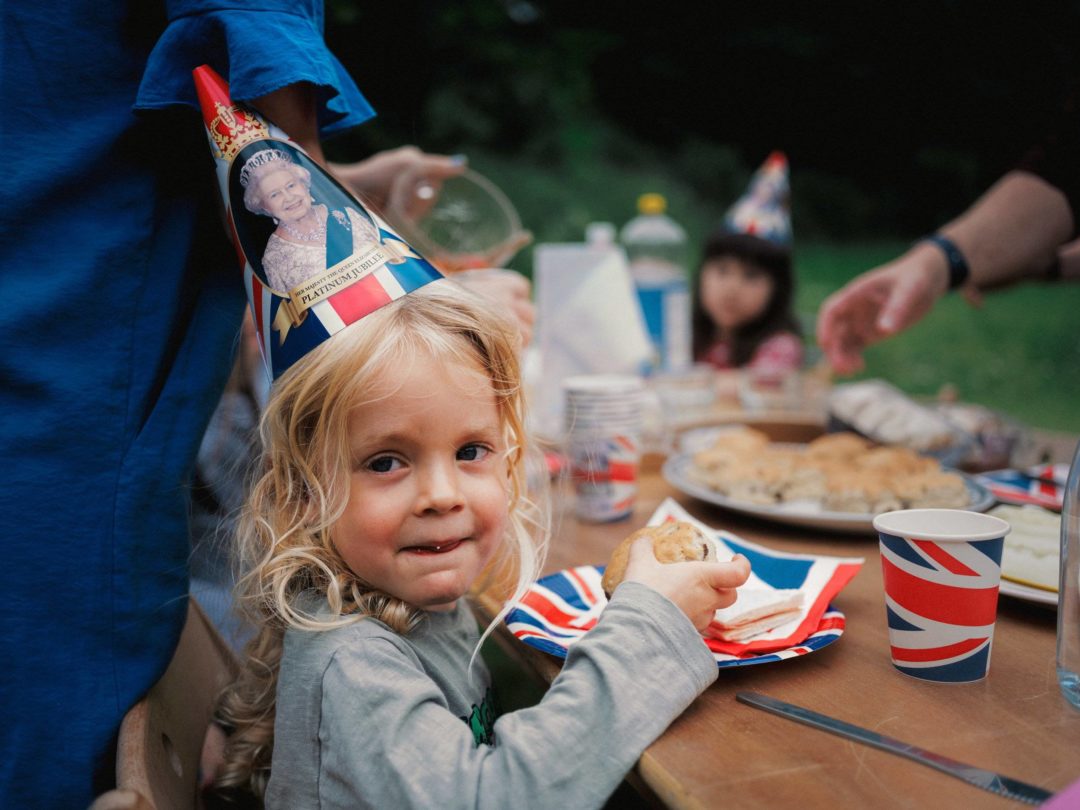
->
[[691, 230, 801, 367]]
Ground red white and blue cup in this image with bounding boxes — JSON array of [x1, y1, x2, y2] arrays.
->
[[874, 509, 1011, 683], [563, 374, 644, 523]]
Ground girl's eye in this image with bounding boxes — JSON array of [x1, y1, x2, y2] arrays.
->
[[457, 443, 490, 462], [366, 455, 402, 473]]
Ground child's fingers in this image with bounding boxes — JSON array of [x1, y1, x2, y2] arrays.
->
[[624, 534, 660, 568], [700, 554, 752, 590], [681, 556, 751, 615]]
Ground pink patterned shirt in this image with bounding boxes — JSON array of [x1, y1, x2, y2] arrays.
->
[[699, 331, 803, 372]]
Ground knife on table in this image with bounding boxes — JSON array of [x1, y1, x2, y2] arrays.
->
[[736, 691, 1053, 806]]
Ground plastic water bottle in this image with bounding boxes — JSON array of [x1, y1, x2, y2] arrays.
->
[[619, 193, 691, 373], [1058, 440, 1080, 709]]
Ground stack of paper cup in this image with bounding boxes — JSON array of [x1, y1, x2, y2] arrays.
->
[[562, 374, 645, 522]]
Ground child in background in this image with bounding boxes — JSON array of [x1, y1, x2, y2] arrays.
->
[[692, 231, 802, 371], [692, 152, 803, 375], [213, 280, 750, 808]]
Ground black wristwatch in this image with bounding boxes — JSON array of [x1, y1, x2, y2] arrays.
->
[[918, 233, 970, 290]]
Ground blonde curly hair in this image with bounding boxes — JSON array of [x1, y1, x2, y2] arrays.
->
[[214, 280, 547, 797]]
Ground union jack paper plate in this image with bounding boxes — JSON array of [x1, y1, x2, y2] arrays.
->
[[975, 464, 1068, 512], [504, 565, 846, 669]]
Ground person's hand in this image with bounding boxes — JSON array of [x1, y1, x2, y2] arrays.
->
[[816, 242, 950, 375], [621, 534, 751, 632], [329, 146, 466, 219], [453, 269, 536, 348]]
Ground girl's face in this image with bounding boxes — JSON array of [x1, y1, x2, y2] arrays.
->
[[699, 256, 775, 333], [258, 168, 311, 224], [331, 352, 509, 612]]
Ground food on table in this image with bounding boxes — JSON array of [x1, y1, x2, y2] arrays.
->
[[828, 380, 963, 454], [804, 431, 874, 460], [687, 426, 970, 513], [933, 401, 1025, 470], [990, 503, 1061, 591], [822, 470, 902, 514], [889, 469, 970, 509], [601, 520, 720, 597], [707, 588, 804, 642]]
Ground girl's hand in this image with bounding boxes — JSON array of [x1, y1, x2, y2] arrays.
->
[[621, 535, 751, 632]]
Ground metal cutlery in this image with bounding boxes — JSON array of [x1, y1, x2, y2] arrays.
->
[[736, 691, 1054, 806]]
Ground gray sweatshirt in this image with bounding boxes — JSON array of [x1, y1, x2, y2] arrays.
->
[[264, 581, 717, 809]]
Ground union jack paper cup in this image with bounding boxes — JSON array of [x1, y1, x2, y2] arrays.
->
[[874, 509, 1011, 683], [563, 375, 644, 523], [566, 431, 640, 523]]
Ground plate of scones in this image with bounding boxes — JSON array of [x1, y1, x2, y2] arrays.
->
[[664, 426, 994, 534]]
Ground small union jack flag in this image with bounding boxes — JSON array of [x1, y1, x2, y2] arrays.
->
[[245, 240, 443, 379]]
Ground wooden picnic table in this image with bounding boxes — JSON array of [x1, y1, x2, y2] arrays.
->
[[474, 416, 1080, 809]]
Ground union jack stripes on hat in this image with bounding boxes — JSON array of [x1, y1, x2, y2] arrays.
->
[[244, 242, 443, 379]]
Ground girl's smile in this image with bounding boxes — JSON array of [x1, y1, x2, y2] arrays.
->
[[403, 540, 461, 553]]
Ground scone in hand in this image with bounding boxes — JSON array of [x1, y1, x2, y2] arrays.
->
[[602, 521, 720, 598]]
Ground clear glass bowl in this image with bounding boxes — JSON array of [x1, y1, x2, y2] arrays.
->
[[390, 168, 528, 272]]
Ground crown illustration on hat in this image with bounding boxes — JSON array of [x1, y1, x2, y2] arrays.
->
[[722, 151, 792, 246], [203, 99, 271, 161], [193, 65, 445, 381], [238, 148, 293, 188]]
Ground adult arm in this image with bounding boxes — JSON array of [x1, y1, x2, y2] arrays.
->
[[250, 85, 467, 222], [816, 170, 1074, 374], [251, 82, 325, 163]]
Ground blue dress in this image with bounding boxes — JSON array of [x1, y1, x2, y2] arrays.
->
[[0, 2, 373, 805]]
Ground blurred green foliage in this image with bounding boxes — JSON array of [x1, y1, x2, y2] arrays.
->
[[326, 1, 1080, 239], [321, 1, 1080, 432]]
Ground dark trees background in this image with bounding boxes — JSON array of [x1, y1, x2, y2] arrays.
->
[[325, 1, 1080, 239]]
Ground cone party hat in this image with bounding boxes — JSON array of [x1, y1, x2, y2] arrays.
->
[[722, 150, 792, 246], [193, 65, 444, 380]]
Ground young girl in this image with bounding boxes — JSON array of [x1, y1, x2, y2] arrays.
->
[[692, 229, 803, 373], [213, 280, 750, 808]]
